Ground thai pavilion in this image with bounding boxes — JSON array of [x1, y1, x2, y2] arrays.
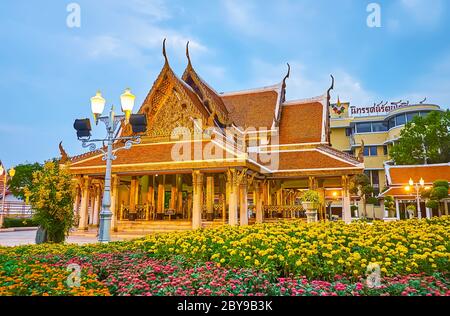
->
[[66, 41, 364, 233]]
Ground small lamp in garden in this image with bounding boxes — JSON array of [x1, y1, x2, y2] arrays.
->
[[405, 177, 425, 219]]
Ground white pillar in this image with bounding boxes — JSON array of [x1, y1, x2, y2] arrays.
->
[[228, 169, 238, 226], [111, 175, 119, 232], [341, 176, 352, 223], [92, 186, 100, 226], [192, 171, 203, 229], [395, 199, 400, 220], [78, 177, 90, 231], [255, 181, 263, 224], [239, 179, 248, 226], [426, 207, 431, 219], [206, 176, 214, 221]]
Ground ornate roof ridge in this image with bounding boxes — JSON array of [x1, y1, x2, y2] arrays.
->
[[316, 144, 361, 165], [282, 93, 327, 106], [220, 83, 282, 97]]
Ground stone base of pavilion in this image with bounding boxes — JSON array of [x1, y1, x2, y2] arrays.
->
[[69, 217, 309, 239]]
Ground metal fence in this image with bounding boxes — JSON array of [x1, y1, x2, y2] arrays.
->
[[0, 201, 34, 218]]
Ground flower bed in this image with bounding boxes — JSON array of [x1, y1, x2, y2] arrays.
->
[[0, 217, 449, 296], [1, 252, 448, 296], [136, 216, 450, 279]]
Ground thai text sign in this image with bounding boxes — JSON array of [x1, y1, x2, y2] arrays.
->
[[350, 102, 410, 117]]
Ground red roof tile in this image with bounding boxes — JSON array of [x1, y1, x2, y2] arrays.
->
[[387, 163, 450, 185], [278, 102, 324, 144]]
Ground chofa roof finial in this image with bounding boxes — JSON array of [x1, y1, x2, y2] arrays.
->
[[162, 38, 168, 64], [186, 41, 192, 66], [59, 141, 69, 163], [327, 74, 335, 95], [282, 63, 290, 87]]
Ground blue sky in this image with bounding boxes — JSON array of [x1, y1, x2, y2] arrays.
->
[[0, 0, 449, 167]]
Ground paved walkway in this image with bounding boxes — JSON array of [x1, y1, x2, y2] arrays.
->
[[0, 228, 126, 247]]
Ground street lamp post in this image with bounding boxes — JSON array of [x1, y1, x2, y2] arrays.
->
[[0, 165, 16, 227], [74, 89, 147, 243], [405, 177, 425, 219]]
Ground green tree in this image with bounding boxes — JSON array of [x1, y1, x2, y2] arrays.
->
[[7, 163, 42, 200], [390, 110, 450, 165], [350, 174, 374, 219], [383, 196, 396, 217], [424, 180, 449, 216], [24, 161, 75, 243]]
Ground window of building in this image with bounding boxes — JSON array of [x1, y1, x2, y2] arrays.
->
[[388, 117, 396, 129], [372, 122, 388, 132], [395, 113, 406, 126], [345, 128, 352, 136], [406, 112, 419, 122], [371, 170, 380, 188], [363, 146, 377, 157], [356, 122, 372, 133], [383, 145, 388, 156]]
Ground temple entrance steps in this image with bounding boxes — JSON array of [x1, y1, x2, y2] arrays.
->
[[201, 220, 226, 229], [117, 220, 193, 233]]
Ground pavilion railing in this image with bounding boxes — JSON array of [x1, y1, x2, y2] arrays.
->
[[263, 205, 306, 219]]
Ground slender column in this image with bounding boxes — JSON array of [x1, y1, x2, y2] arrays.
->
[[88, 186, 94, 225], [111, 175, 119, 231], [177, 191, 183, 215], [157, 183, 165, 217], [147, 185, 154, 220], [176, 175, 183, 213], [78, 176, 90, 231], [227, 169, 238, 226], [170, 185, 177, 210], [73, 186, 81, 218], [192, 171, 204, 229], [206, 176, 214, 221], [395, 199, 400, 220], [426, 207, 431, 219], [187, 193, 193, 220], [129, 177, 137, 215], [341, 176, 352, 223], [239, 176, 248, 226], [92, 185, 100, 226], [255, 181, 264, 223]]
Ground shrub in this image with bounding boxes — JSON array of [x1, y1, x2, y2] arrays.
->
[[2, 218, 38, 228], [301, 190, 320, 203], [366, 197, 379, 205], [24, 161, 75, 243], [426, 200, 439, 209], [433, 180, 449, 190]]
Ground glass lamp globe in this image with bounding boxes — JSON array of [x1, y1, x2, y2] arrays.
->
[[408, 178, 414, 186], [120, 88, 135, 122], [9, 168, 15, 178], [419, 178, 425, 187], [90, 91, 106, 116]]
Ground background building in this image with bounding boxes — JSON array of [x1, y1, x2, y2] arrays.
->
[[329, 100, 443, 196]]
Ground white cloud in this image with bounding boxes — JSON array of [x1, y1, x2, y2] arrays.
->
[[127, 0, 172, 21], [248, 59, 375, 106], [71, 1, 208, 67]]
